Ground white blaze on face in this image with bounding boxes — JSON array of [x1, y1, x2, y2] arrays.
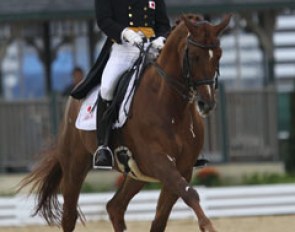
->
[[206, 85, 211, 99], [207, 49, 214, 98], [209, 49, 214, 60]]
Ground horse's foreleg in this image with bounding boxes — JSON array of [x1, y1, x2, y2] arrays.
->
[[107, 176, 145, 232], [60, 152, 92, 232], [151, 169, 194, 232], [150, 186, 178, 232], [148, 156, 216, 232]]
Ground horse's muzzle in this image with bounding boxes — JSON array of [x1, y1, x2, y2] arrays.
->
[[196, 98, 216, 117]]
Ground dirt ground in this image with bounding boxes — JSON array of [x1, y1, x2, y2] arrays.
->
[[1, 215, 295, 232]]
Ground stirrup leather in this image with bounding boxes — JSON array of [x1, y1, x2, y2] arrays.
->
[[93, 145, 115, 170]]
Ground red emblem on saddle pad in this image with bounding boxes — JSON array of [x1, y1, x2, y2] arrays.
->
[[148, 1, 156, 10], [86, 106, 92, 113]]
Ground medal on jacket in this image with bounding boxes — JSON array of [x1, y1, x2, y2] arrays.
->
[[148, 1, 156, 10]]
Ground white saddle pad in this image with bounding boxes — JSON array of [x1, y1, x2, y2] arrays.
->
[[75, 73, 137, 131]]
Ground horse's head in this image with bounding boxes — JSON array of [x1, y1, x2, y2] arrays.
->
[[179, 14, 231, 117]]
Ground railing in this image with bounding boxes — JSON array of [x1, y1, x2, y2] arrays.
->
[[204, 87, 278, 162], [1, 184, 295, 227], [0, 97, 65, 171], [0, 88, 279, 171], [225, 88, 278, 162]]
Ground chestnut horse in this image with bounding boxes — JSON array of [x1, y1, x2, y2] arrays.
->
[[19, 14, 231, 232]]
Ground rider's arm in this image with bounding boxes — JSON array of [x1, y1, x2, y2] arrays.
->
[[95, 0, 125, 43], [154, 0, 171, 38]]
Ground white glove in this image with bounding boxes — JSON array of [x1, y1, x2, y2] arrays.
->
[[151, 36, 166, 51], [122, 28, 143, 46]]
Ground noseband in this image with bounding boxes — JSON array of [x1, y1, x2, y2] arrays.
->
[[154, 35, 220, 101]]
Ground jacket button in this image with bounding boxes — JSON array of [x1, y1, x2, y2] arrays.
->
[[144, 7, 148, 11], [128, 6, 132, 10], [129, 13, 133, 18], [129, 22, 134, 26]]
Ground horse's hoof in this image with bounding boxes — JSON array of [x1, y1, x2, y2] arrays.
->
[[199, 218, 217, 232]]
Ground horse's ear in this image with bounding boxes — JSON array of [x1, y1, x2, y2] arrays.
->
[[182, 15, 196, 34], [214, 14, 232, 36]]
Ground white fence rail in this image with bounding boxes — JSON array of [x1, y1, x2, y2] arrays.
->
[[1, 184, 295, 227]]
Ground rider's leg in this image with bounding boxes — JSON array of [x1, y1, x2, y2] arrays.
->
[[93, 94, 114, 169], [93, 43, 140, 169]]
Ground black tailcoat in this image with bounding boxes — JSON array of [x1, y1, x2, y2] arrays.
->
[[71, 0, 171, 99]]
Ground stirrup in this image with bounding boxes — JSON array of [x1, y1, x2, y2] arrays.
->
[[93, 145, 114, 170]]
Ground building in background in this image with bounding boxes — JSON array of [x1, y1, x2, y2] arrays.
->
[[0, 0, 294, 99]]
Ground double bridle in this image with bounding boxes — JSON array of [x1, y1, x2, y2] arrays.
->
[[154, 34, 220, 101]]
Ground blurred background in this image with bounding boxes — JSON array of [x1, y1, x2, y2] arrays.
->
[[0, 0, 295, 190]]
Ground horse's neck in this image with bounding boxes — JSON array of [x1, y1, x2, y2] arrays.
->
[[157, 31, 183, 78], [155, 29, 189, 107], [140, 29, 191, 117]]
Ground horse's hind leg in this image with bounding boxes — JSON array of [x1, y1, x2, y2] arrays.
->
[[60, 149, 92, 232], [107, 176, 145, 232]]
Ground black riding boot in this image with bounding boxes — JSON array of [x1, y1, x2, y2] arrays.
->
[[93, 95, 114, 169]]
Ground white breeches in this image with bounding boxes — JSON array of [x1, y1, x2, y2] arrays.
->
[[100, 43, 142, 101]]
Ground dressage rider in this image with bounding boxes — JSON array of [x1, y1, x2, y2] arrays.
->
[[91, 0, 171, 169]]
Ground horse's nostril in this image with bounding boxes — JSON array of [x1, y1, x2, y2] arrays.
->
[[198, 101, 205, 110]]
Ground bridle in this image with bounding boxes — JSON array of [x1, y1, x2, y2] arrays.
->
[[184, 35, 220, 90], [154, 34, 220, 101]]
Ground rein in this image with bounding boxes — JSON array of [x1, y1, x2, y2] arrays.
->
[[154, 35, 220, 100], [153, 62, 190, 100]]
